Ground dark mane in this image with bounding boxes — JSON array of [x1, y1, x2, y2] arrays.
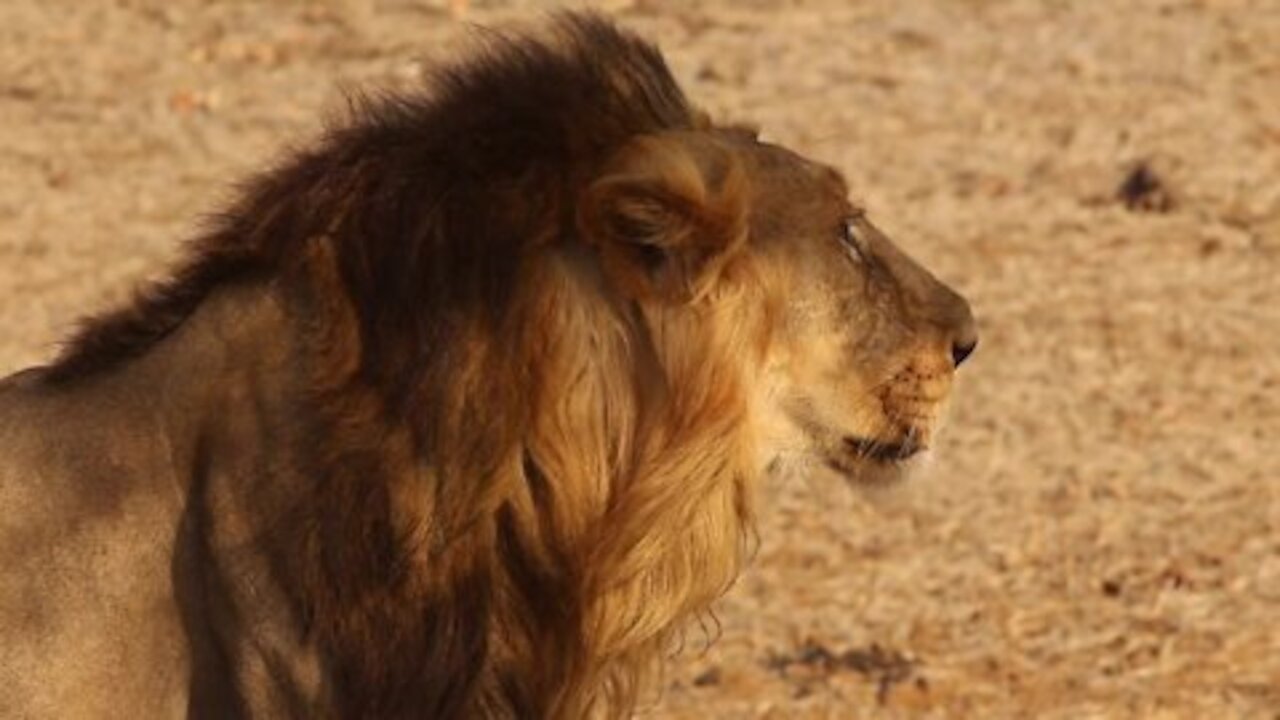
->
[[46, 12, 694, 385], [40, 14, 732, 716]]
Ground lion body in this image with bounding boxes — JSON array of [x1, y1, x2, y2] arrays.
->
[[0, 283, 301, 717], [0, 13, 975, 719], [0, 377, 187, 717]]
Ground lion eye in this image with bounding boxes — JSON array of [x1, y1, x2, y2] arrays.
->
[[839, 218, 867, 263]]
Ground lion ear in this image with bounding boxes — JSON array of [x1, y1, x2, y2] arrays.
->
[[579, 135, 747, 303]]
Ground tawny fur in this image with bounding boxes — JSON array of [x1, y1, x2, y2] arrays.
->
[[0, 12, 976, 719]]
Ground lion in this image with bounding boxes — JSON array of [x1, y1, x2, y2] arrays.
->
[[0, 13, 976, 719]]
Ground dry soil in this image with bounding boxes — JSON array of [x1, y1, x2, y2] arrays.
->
[[1, 1, 1277, 718]]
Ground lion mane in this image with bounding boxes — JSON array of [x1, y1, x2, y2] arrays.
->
[[48, 15, 768, 718]]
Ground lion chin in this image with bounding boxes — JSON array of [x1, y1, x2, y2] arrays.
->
[[766, 436, 928, 490], [826, 447, 928, 488]]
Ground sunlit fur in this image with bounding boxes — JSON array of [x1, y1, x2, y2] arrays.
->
[[1, 12, 975, 719]]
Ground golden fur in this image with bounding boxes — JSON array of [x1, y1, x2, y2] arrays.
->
[[0, 13, 976, 718]]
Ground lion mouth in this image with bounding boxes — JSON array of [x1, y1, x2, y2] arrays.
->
[[785, 401, 929, 477]]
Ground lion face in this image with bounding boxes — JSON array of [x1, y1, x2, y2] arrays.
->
[[580, 129, 976, 487], [738, 139, 979, 485]]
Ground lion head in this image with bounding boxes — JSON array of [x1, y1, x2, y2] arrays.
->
[[34, 12, 975, 720], [579, 129, 978, 491]]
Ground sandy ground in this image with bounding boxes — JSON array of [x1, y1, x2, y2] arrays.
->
[[2, 1, 1278, 717]]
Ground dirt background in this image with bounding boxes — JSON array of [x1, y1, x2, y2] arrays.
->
[[2, 1, 1277, 717]]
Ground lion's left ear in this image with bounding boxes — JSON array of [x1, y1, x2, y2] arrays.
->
[[579, 134, 748, 303]]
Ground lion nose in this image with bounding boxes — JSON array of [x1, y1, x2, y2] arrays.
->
[[946, 296, 979, 369]]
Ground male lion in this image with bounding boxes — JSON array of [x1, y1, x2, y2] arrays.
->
[[0, 13, 975, 719]]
